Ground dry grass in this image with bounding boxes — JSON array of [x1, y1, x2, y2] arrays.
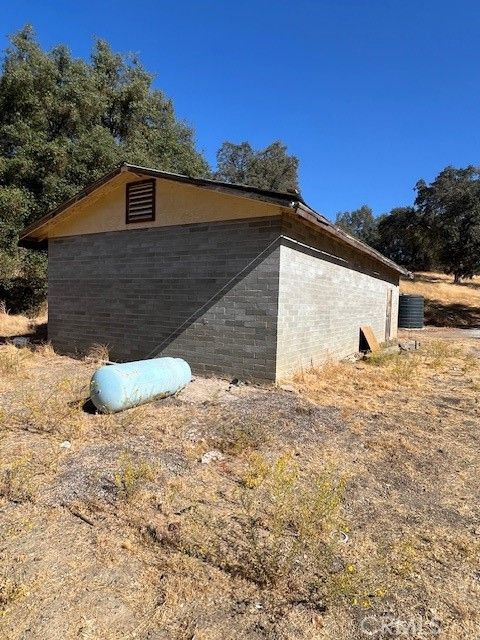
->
[[0, 306, 47, 339], [209, 409, 271, 454], [0, 344, 33, 377], [0, 325, 479, 638], [113, 451, 156, 500], [292, 337, 467, 412], [0, 577, 28, 617], [0, 455, 36, 504], [401, 271, 480, 326], [0, 311, 32, 338], [85, 342, 110, 363], [175, 455, 353, 600]]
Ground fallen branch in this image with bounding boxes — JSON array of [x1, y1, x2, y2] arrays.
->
[[65, 506, 95, 527]]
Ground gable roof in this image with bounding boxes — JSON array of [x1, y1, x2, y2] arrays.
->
[[20, 162, 408, 276]]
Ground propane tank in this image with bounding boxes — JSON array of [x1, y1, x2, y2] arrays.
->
[[90, 357, 191, 413]]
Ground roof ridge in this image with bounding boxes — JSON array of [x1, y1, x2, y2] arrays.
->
[[121, 162, 305, 202]]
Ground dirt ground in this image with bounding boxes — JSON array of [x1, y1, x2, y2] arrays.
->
[[0, 327, 479, 639]]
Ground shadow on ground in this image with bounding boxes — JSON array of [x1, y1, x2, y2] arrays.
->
[[414, 271, 480, 291], [425, 301, 480, 328], [0, 320, 47, 344]]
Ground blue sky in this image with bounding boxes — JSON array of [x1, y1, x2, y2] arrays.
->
[[1, 1, 480, 219]]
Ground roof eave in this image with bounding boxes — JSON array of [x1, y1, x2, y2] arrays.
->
[[123, 163, 301, 208], [293, 203, 410, 277], [19, 165, 124, 244], [18, 163, 410, 277], [19, 162, 299, 243]]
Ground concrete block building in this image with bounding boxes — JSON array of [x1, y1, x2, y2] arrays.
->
[[21, 163, 406, 380]]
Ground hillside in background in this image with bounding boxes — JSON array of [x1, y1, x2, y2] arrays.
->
[[401, 272, 480, 328]]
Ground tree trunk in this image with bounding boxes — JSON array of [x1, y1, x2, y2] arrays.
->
[[453, 273, 463, 284]]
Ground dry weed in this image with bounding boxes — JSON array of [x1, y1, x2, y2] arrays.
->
[[85, 343, 110, 363], [0, 576, 28, 616], [168, 454, 382, 612], [113, 451, 156, 500], [292, 338, 477, 412], [366, 350, 420, 383], [14, 377, 88, 439], [0, 306, 47, 338], [211, 411, 269, 455], [0, 303, 478, 638], [32, 341, 56, 357], [0, 344, 32, 377], [291, 359, 398, 412], [0, 456, 34, 503], [0, 310, 32, 338], [421, 339, 461, 368]]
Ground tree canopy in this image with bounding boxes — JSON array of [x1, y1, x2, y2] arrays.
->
[[374, 207, 439, 271], [0, 26, 213, 311], [335, 205, 377, 245], [335, 166, 480, 281], [215, 141, 299, 192], [0, 26, 209, 235], [5, 25, 479, 309], [415, 166, 480, 281], [0, 26, 299, 312]]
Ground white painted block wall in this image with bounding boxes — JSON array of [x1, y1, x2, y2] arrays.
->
[[276, 243, 399, 378]]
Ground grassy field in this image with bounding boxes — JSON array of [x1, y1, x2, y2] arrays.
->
[[0, 279, 479, 639], [401, 272, 480, 327]]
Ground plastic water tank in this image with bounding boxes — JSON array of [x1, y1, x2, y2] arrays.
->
[[398, 294, 424, 329]]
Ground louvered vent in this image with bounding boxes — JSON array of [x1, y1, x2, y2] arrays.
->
[[126, 179, 155, 223]]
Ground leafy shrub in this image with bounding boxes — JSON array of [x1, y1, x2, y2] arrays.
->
[[0, 249, 47, 316]]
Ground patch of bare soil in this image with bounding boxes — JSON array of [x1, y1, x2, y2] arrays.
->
[[0, 332, 479, 639]]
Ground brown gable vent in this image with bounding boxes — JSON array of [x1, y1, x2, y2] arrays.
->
[[126, 179, 155, 223]]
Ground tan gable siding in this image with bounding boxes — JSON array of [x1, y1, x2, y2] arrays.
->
[[48, 174, 284, 239]]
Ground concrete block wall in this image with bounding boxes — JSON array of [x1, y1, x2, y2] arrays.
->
[[276, 216, 400, 378], [48, 211, 400, 382], [48, 217, 282, 380]]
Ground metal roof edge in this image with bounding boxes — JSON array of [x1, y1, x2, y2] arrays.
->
[[19, 163, 411, 277], [19, 162, 299, 243], [293, 202, 410, 277], [19, 165, 124, 242]]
